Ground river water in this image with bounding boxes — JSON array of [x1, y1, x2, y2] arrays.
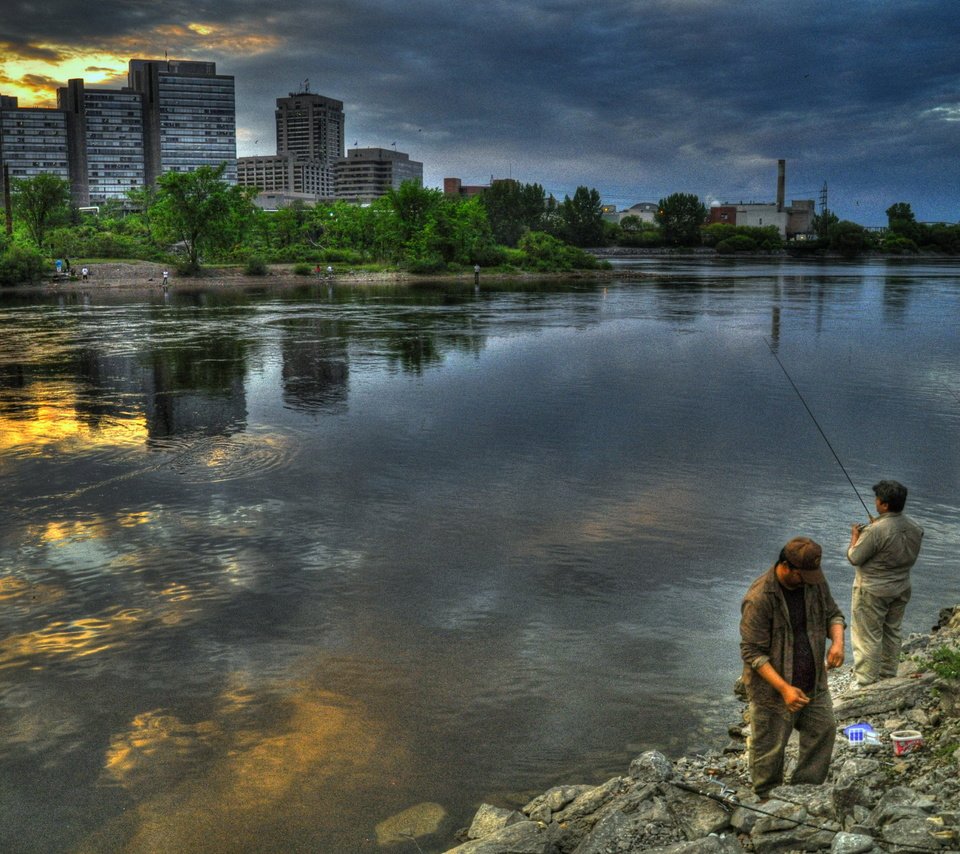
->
[[1, 258, 959, 852]]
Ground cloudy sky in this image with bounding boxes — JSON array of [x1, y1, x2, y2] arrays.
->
[[2, 0, 957, 224]]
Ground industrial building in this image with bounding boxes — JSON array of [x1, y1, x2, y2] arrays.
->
[[707, 160, 815, 238]]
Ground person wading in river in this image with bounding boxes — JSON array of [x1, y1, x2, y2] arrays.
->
[[847, 479, 924, 687], [740, 537, 846, 799]]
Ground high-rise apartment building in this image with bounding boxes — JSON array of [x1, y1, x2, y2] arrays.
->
[[334, 147, 423, 204], [128, 59, 237, 185], [237, 90, 344, 204], [0, 95, 70, 198], [276, 93, 344, 165], [1, 58, 237, 208], [58, 80, 145, 206]]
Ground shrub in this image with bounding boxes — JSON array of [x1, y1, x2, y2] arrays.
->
[[930, 646, 960, 680], [881, 234, 918, 254], [517, 231, 602, 271], [716, 235, 758, 254], [244, 255, 268, 276], [293, 262, 313, 276], [0, 244, 49, 285]]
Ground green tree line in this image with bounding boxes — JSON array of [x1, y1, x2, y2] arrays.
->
[[2, 170, 958, 285], [0, 169, 610, 285]]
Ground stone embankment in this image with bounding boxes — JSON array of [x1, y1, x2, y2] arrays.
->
[[446, 606, 960, 854]]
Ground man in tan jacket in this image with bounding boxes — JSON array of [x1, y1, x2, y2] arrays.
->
[[847, 480, 923, 687]]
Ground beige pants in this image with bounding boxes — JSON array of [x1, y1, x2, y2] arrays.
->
[[851, 585, 910, 686]]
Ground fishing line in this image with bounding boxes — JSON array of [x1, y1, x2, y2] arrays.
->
[[762, 337, 873, 519]]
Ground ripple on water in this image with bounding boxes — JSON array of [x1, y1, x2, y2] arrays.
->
[[161, 431, 300, 483]]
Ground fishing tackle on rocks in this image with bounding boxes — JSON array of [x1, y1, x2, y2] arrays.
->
[[763, 337, 873, 519]]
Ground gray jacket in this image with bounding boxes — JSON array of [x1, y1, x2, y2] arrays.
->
[[847, 511, 923, 596]]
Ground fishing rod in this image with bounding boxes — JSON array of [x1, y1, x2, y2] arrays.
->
[[762, 337, 873, 519]]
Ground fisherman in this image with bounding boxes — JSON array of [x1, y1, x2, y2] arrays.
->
[[847, 480, 923, 687], [740, 537, 846, 799]]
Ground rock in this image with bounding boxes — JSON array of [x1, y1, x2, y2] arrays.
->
[[630, 750, 675, 783], [881, 816, 943, 849], [552, 776, 624, 824], [570, 808, 639, 854], [522, 784, 592, 823], [750, 799, 807, 834], [640, 834, 747, 854], [767, 783, 836, 819], [467, 804, 525, 840], [444, 820, 552, 854], [375, 801, 447, 845], [830, 831, 876, 853], [662, 784, 732, 839], [833, 674, 936, 720]]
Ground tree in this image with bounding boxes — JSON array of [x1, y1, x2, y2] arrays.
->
[[828, 220, 871, 258], [656, 193, 706, 246], [885, 202, 921, 243], [811, 210, 839, 241], [150, 164, 257, 272], [558, 186, 606, 247], [12, 173, 71, 249], [480, 180, 548, 247]]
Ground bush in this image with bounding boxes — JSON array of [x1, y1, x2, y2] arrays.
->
[[701, 223, 738, 247], [517, 231, 603, 271], [716, 235, 758, 254], [930, 646, 960, 680], [0, 244, 49, 285], [293, 262, 313, 276], [244, 255, 268, 276], [881, 234, 918, 254]]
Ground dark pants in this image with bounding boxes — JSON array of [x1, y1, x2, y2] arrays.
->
[[748, 690, 836, 798]]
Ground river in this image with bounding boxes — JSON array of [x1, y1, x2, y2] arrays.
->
[[1, 257, 958, 852]]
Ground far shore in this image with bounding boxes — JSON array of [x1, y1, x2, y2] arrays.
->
[[4, 251, 958, 294]]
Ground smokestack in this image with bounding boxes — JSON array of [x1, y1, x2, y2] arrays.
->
[[777, 159, 786, 212]]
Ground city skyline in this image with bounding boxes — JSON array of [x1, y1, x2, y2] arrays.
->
[[1, 0, 958, 225]]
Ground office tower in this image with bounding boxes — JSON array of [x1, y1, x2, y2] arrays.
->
[[0, 95, 70, 198], [275, 91, 344, 198], [58, 80, 145, 206], [334, 147, 423, 204], [128, 59, 237, 185]]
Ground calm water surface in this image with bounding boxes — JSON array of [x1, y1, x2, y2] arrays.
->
[[1, 258, 959, 852]]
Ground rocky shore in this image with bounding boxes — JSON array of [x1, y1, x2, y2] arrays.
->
[[445, 606, 960, 853]]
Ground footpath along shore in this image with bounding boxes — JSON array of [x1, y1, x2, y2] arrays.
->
[[27, 260, 634, 293], [442, 605, 960, 854]]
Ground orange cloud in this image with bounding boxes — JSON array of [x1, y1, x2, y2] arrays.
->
[[0, 26, 280, 107]]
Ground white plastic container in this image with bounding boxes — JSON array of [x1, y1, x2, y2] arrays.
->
[[890, 729, 923, 756]]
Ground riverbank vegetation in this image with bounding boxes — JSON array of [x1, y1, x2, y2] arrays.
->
[[2, 169, 958, 285], [0, 168, 609, 285]]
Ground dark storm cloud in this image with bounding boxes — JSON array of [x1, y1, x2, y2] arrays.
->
[[5, 0, 959, 222]]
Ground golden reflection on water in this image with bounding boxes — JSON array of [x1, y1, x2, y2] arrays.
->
[[0, 608, 145, 669], [517, 482, 701, 554], [0, 400, 147, 457], [84, 679, 410, 853]]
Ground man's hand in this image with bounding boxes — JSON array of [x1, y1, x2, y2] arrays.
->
[[779, 685, 810, 712], [827, 644, 845, 669]]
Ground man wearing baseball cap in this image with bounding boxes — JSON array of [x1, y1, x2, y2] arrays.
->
[[740, 537, 846, 798]]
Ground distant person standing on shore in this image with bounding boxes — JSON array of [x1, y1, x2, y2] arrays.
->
[[740, 537, 846, 799], [847, 480, 923, 687], [81, 266, 88, 281]]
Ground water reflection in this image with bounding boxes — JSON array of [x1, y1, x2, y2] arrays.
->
[[2, 259, 960, 853]]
